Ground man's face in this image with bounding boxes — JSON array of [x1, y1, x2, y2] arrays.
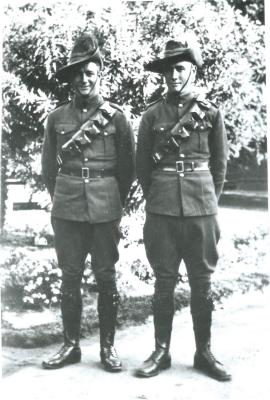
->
[[71, 61, 100, 98], [163, 61, 196, 95]]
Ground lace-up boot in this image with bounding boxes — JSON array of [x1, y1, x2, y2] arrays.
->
[[191, 281, 231, 381], [194, 343, 231, 381], [42, 335, 81, 370], [136, 339, 171, 377], [136, 280, 175, 377]]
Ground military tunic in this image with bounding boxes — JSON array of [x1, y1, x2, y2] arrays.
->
[[137, 92, 227, 217], [42, 95, 135, 222]]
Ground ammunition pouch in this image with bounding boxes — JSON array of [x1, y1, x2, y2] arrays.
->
[[57, 120, 103, 167], [152, 126, 190, 164], [152, 135, 179, 164], [56, 101, 117, 167], [151, 96, 211, 165]]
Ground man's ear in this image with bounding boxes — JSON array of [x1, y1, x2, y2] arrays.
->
[[192, 65, 197, 83], [97, 67, 103, 78]]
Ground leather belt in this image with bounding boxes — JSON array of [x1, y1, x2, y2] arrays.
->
[[59, 166, 115, 179], [158, 161, 209, 173]]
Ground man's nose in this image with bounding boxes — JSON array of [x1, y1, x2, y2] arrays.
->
[[80, 72, 87, 82], [172, 68, 177, 79]]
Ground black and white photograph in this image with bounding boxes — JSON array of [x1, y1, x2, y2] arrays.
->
[[1, 0, 269, 399]]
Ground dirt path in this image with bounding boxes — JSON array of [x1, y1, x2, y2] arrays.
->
[[1, 288, 270, 400]]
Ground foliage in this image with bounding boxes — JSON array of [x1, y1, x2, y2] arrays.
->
[[2, 0, 266, 220], [221, 0, 264, 24], [0, 249, 96, 309], [1, 143, 8, 229]]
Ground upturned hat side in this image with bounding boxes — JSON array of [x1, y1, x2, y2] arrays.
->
[[55, 34, 103, 82], [145, 39, 203, 73]]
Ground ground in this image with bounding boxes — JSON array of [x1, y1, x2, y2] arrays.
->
[[1, 288, 270, 400]]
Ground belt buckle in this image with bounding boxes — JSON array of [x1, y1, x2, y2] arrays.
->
[[176, 161, 184, 173], [82, 167, 90, 179]]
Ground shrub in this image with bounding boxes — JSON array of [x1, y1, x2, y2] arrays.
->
[[1, 250, 97, 309]]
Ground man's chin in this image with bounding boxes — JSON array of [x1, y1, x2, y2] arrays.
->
[[169, 84, 182, 92], [79, 91, 91, 97]]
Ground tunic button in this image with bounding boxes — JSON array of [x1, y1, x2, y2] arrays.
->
[[104, 132, 108, 136], [180, 153, 185, 158], [84, 179, 89, 183], [82, 108, 88, 113], [84, 158, 88, 162], [179, 173, 184, 177], [179, 104, 183, 108], [200, 126, 204, 130]]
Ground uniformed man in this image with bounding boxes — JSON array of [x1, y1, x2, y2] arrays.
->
[[41, 34, 135, 372], [135, 39, 231, 381]]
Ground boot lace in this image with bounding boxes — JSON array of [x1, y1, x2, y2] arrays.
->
[[57, 344, 73, 357], [108, 345, 118, 359], [204, 348, 222, 365], [102, 345, 118, 360]]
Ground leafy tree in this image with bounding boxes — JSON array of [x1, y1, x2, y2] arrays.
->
[[209, 0, 265, 24]]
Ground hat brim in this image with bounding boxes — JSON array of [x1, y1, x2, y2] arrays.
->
[[55, 55, 103, 83], [144, 49, 202, 73]]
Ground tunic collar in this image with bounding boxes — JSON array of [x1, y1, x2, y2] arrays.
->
[[73, 94, 104, 112], [165, 91, 194, 106]]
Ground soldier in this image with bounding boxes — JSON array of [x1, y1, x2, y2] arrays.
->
[[41, 34, 135, 372], [136, 39, 231, 381]]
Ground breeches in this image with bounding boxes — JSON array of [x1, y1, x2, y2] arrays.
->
[[51, 217, 121, 292], [143, 213, 220, 286]]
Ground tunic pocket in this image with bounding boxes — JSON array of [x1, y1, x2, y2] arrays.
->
[[154, 123, 174, 135], [55, 123, 78, 149]]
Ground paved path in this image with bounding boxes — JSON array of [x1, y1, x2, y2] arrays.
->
[[1, 288, 270, 400]]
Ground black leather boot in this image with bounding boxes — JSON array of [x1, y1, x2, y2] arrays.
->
[[191, 281, 231, 381], [194, 343, 231, 382], [42, 334, 81, 370], [136, 340, 171, 378], [98, 290, 122, 372], [42, 287, 82, 370], [136, 280, 175, 378]]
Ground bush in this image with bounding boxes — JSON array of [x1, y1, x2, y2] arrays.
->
[[1, 250, 97, 309]]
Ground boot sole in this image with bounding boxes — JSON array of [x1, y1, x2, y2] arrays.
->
[[136, 359, 171, 378], [103, 364, 122, 373], [193, 364, 232, 382]]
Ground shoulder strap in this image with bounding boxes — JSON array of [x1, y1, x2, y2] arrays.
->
[[145, 97, 163, 110], [99, 101, 121, 122], [195, 94, 217, 110], [109, 102, 124, 113]]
